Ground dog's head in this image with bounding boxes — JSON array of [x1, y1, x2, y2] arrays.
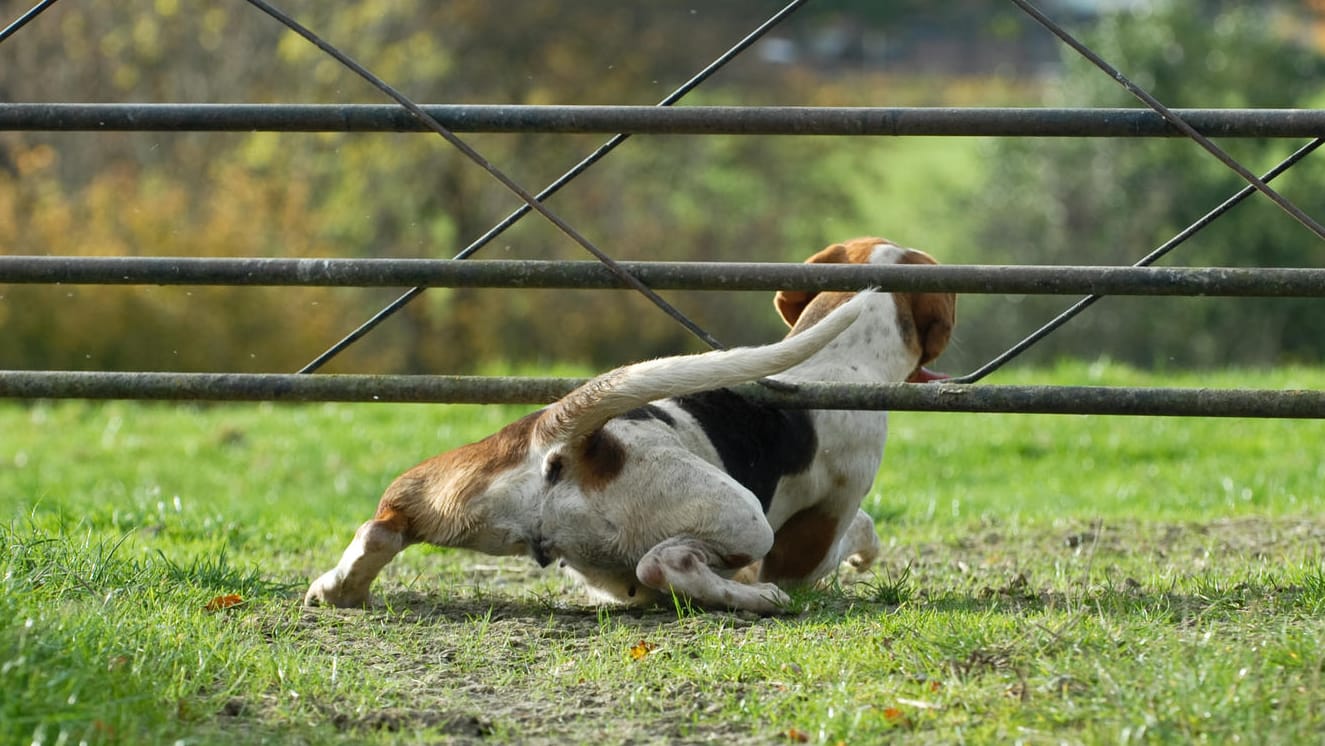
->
[[774, 237, 955, 381]]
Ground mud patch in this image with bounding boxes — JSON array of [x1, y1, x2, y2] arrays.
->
[[329, 708, 491, 736]]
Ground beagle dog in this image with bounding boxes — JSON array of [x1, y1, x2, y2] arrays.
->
[[305, 237, 955, 613]]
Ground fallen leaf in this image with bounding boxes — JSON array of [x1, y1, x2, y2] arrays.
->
[[883, 707, 913, 728], [629, 639, 656, 661], [205, 594, 243, 612]]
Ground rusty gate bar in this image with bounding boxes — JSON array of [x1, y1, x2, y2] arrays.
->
[[0, 370, 1321, 418], [4, 104, 1325, 137], [5, 256, 1325, 297]]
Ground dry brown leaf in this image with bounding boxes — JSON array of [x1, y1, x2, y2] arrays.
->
[[629, 639, 656, 661], [884, 706, 913, 728], [205, 594, 243, 612], [785, 727, 810, 742]]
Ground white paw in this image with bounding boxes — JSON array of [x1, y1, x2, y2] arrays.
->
[[303, 570, 367, 608], [748, 582, 793, 613]]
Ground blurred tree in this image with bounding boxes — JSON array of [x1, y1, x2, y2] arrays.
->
[[9, 1, 1314, 374], [0, 0, 864, 372], [963, 1, 1325, 370]]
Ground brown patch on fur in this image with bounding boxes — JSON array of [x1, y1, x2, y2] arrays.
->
[[575, 428, 627, 492], [775, 238, 887, 328], [730, 561, 763, 585], [378, 412, 540, 544], [894, 249, 956, 368], [787, 291, 856, 336], [760, 506, 840, 583], [369, 503, 413, 540]]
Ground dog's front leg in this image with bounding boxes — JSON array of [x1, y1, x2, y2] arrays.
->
[[636, 536, 791, 614], [305, 517, 407, 607]]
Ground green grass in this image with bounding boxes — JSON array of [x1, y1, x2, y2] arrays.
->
[[3, 362, 1324, 744]]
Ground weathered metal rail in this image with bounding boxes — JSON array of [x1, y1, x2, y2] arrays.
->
[[1, 371, 1322, 419], [3, 104, 1325, 137], [5, 257, 1325, 297]]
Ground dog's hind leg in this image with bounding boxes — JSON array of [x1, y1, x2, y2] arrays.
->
[[636, 536, 791, 614], [838, 508, 881, 573], [760, 507, 880, 587], [304, 507, 411, 607]]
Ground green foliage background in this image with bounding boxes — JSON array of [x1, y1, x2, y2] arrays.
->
[[967, 2, 1325, 368], [1, 1, 1322, 374]]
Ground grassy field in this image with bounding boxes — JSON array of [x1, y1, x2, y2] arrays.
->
[[3, 362, 1324, 744]]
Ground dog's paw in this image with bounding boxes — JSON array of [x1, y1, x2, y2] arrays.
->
[[843, 549, 878, 573], [303, 571, 369, 608], [745, 582, 793, 614]]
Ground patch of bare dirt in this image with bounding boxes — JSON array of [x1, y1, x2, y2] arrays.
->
[[888, 515, 1325, 586]]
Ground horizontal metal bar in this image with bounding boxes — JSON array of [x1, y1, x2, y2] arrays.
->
[[0, 370, 1320, 418], [2, 104, 1324, 138], [4, 257, 1325, 296]]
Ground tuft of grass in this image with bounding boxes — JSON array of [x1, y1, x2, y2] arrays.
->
[[859, 563, 914, 606]]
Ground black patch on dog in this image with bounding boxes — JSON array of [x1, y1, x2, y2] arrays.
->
[[529, 535, 553, 568], [674, 388, 817, 512], [619, 404, 675, 427], [543, 454, 564, 484]]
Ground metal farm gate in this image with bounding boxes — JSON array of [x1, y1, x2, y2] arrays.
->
[[2, 0, 1325, 419]]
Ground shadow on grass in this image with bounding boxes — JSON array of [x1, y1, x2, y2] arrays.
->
[[290, 515, 1325, 633], [296, 569, 1325, 636]]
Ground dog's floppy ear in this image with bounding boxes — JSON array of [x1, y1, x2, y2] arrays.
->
[[774, 243, 851, 328], [911, 291, 955, 365], [898, 249, 956, 365]]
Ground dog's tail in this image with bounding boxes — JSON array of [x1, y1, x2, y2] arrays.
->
[[533, 291, 868, 448]]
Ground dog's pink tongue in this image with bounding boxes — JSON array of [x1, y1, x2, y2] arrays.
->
[[908, 366, 949, 383]]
